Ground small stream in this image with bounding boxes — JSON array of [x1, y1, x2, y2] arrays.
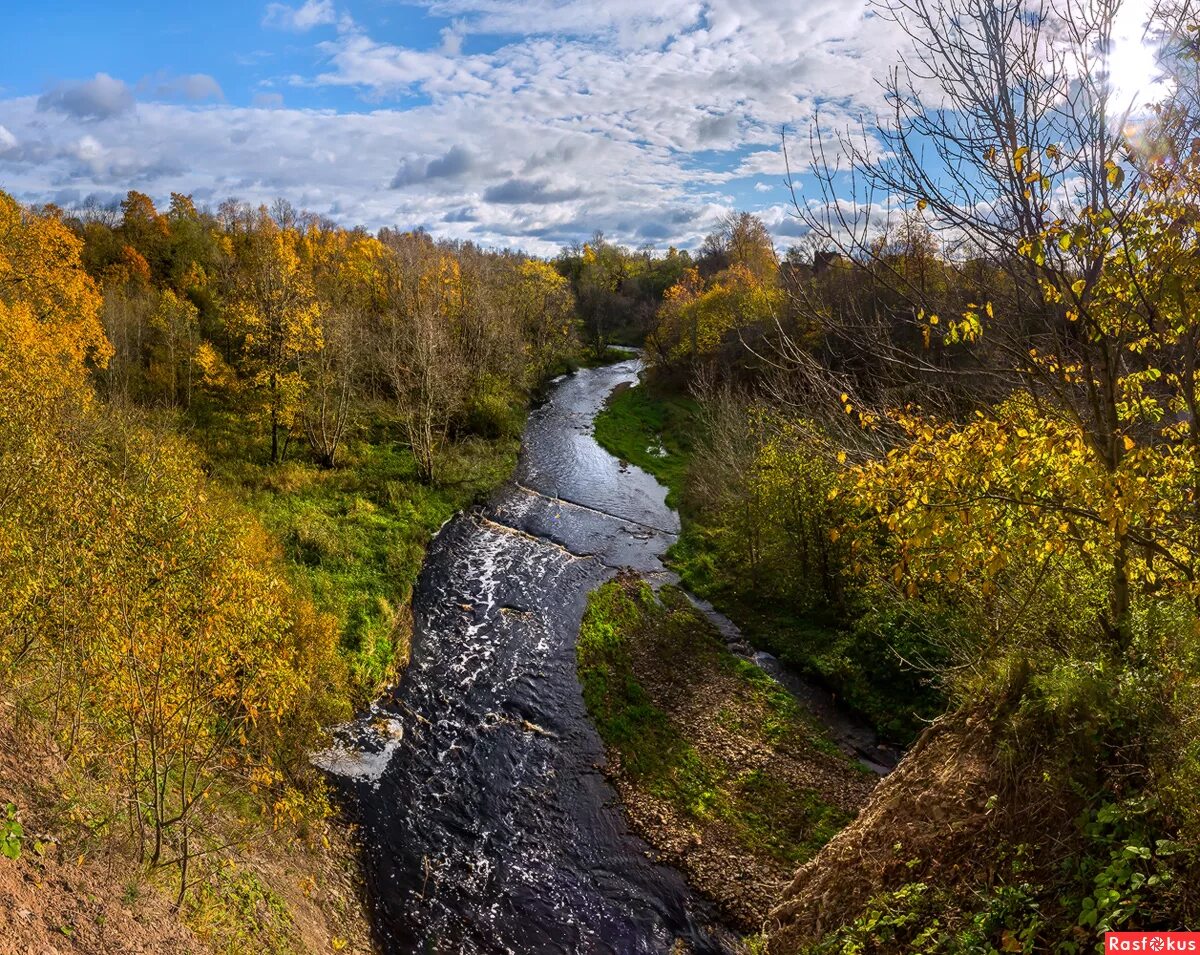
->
[[319, 359, 894, 954]]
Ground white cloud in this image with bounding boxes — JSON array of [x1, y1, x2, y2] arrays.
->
[[1, 0, 913, 252], [440, 19, 467, 55], [263, 0, 337, 32]]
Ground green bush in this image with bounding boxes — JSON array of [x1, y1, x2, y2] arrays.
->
[[463, 374, 523, 440]]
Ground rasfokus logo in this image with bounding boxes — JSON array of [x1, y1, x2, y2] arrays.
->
[[1106, 933, 1200, 952]]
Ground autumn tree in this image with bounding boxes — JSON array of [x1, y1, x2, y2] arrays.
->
[[508, 259, 577, 385], [649, 257, 784, 374], [697, 211, 778, 283], [119, 191, 171, 279], [376, 236, 467, 483], [302, 228, 381, 467], [0, 192, 349, 903], [782, 0, 1200, 645], [226, 213, 323, 462]]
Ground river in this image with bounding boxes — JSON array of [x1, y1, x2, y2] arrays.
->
[[319, 358, 892, 954]]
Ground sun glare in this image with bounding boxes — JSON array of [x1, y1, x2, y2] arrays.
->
[[1105, 0, 1172, 121]]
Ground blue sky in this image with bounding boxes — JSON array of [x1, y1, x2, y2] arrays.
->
[[0, 0, 904, 252]]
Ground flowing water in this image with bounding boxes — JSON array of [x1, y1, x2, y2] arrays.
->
[[321, 358, 894, 954]]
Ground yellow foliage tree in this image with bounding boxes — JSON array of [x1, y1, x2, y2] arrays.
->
[[227, 216, 323, 462], [0, 193, 349, 901], [650, 263, 783, 368]]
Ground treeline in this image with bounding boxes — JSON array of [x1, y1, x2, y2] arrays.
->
[[76, 192, 577, 480], [554, 232, 705, 350], [72, 191, 586, 694], [625, 0, 1200, 944]]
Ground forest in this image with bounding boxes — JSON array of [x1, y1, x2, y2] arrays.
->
[[1, 0, 1199, 950], [0, 187, 591, 949]]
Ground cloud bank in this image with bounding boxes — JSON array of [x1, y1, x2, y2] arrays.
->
[[0, 0, 906, 252]]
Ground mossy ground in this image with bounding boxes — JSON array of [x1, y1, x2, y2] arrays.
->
[[578, 575, 873, 929]]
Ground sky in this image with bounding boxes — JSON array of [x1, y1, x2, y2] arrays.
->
[[0, 0, 1165, 254]]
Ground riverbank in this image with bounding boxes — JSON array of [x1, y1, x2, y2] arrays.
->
[[0, 354, 651, 955], [328, 358, 731, 953], [195, 403, 522, 700], [578, 574, 875, 934], [0, 705, 374, 955], [592, 379, 945, 745], [191, 348, 632, 704]]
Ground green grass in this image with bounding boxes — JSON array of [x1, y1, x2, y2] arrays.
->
[[190, 403, 521, 698], [592, 382, 699, 508], [670, 526, 945, 745], [592, 381, 945, 746], [578, 578, 851, 866]]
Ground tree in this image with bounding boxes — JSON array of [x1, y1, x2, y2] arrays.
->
[[119, 191, 170, 280], [0, 192, 108, 373], [508, 259, 576, 385], [698, 211, 778, 283], [227, 214, 323, 462], [376, 241, 467, 484], [303, 228, 378, 467], [788, 0, 1200, 644], [148, 288, 200, 407], [649, 261, 784, 372]]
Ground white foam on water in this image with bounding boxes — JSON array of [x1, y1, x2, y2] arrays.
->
[[312, 715, 405, 786]]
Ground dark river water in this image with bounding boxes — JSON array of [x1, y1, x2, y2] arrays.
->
[[319, 359, 893, 954]]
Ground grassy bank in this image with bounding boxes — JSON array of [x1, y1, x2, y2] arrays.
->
[[592, 382, 944, 744], [192, 346, 632, 700], [191, 402, 522, 699], [578, 575, 873, 930], [592, 381, 699, 508]]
